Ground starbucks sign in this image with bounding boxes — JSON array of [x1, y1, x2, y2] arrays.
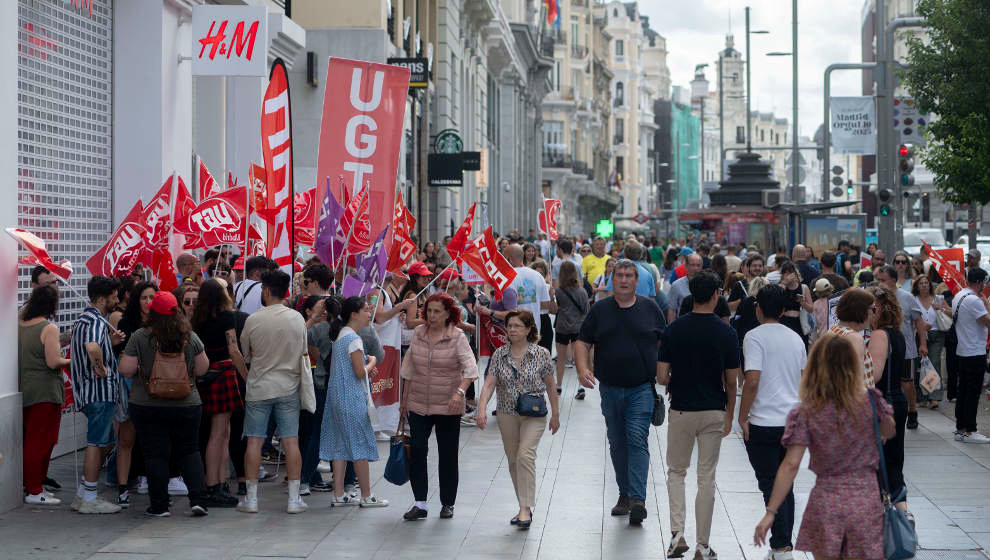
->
[[434, 129, 463, 154]]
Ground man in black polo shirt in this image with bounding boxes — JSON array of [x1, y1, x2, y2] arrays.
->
[[576, 259, 665, 525], [658, 270, 740, 560]]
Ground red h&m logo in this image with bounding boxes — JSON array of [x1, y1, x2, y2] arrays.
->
[[198, 19, 259, 62]]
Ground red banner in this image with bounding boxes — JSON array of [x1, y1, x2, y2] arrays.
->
[[196, 155, 220, 202], [6, 228, 72, 279], [262, 59, 295, 272], [177, 187, 250, 247], [925, 242, 966, 294], [538, 198, 562, 240], [479, 313, 508, 357], [87, 201, 149, 277], [460, 225, 516, 301], [293, 187, 317, 246], [316, 57, 409, 255], [447, 203, 476, 262]]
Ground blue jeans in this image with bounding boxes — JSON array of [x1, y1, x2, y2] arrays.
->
[[599, 382, 654, 501]]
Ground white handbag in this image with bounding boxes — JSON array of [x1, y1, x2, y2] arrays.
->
[[299, 354, 317, 413], [365, 375, 379, 426]]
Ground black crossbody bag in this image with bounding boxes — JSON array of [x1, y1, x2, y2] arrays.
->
[[511, 360, 548, 417]]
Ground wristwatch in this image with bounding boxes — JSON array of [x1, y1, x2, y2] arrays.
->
[[456, 388, 466, 397]]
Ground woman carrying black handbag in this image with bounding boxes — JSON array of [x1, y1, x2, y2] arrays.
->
[[476, 309, 560, 529]]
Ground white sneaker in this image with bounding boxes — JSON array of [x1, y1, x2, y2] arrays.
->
[[136, 476, 149, 494], [962, 432, 990, 444], [954, 431, 965, 442], [330, 493, 359, 507], [24, 492, 61, 506], [317, 461, 332, 474], [344, 484, 359, 498], [359, 495, 389, 508], [70, 495, 82, 511], [167, 477, 188, 496], [767, 549, 794, 560], [236, 497, 259, 513], [287, 497, 308, 514], [667, 532, 690, 558], [77, 496, 122, 514], [693, 545, 718, 560]]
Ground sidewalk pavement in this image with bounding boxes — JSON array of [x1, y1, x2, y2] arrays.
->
[[2, 370, 989, 560]]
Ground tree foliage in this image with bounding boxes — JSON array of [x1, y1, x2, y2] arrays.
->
[[900, 0, 990, 205]]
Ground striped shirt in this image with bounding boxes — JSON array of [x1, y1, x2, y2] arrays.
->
[[70, 307, 119, 409]]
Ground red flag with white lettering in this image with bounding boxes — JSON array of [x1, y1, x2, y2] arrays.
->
[[196, 155, 220, 202], [925, 241, 966, 294], [340, 182, 371, 255], [87, 201, 150, 277], [316, 57, 409, 255], [176, 187, 250, 247], [538, 198, 562, 240], [140, 177, 174, 249], [386, 192, 417, 272], [446, 203, 476, 262], [460, 226, 516, 301], [262, 58, 295, 273], [293, 188, 317, 246]]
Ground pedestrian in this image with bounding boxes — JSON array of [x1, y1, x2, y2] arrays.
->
[[320, 296, 390, 507], [777, 261, 813, 343], [813, 251, 850, 292], [865, 285, 912, 524], [301, 295, 340, 493], [237, 269, 310, 513], [658, 270, 740, 557], [529, 259, 556, 356], [576, 259, 664, 525], [828, 288, 877, 387], [233, 256, 274, 315], [913, 275, 947, 408], [551, 238, 582, 289], [505, 244, 551, 325], [728, 254, 765, 315], [553, 260, 589, 398], [19, 285, 71, 506], [792, 245, 817, 289], [733, 276, 771, 369], [475, 309, 560, 529], [667, 253, 703, 323], [400, 293, 478, 520], [118, 290, 211, 518], [950, 267, 990, 444], [753, 333, 896, 560], [738, 284, 806, 560], [69, 275, 125, 514], [811, 278, 834, 342], [892, 250, 915, 291], [877, 264, 927, 429], [190, 279, 248, 507], [523, 243, 538, 266], [592, 257, 615, 302], [581, 237, 610, 283]]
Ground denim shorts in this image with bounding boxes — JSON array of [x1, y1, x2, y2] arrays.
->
[[243, 394, 300, 439], [83, 401, 116, 447]]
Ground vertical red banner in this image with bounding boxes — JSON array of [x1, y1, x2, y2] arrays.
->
[[316, 57, 409, 254], [262, 58, 295, 273]]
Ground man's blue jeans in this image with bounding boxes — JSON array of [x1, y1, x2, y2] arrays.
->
[[599, 382, 654, 501]]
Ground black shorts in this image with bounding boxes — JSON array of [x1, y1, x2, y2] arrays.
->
[[555, 332, 579, 345]]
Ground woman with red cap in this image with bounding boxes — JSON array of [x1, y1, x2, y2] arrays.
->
[[398, 262, 435, 332], [118, 291, 211, 517]]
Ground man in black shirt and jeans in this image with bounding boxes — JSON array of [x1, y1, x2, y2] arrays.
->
[[658, 270, 740, 560], [577, 259, 665, 525]]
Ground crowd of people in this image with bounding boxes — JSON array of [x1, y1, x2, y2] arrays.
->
[[17, 227, 990, 560]]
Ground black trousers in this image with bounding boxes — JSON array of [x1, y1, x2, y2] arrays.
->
[[945, 330, 959, 400], [744, 425, 794, 550], [408, 412, 461, 506], [881, 391, 908, 501], [955, 355, 985, 433], [130, 404, 208, 512], [539, 314, 553, 354]]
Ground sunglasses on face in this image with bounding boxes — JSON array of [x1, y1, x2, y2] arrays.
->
[[894, 260, 908, 265]]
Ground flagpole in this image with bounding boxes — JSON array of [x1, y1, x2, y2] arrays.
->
[[244, 173, 251, 261], [414, 260, 457, 300]]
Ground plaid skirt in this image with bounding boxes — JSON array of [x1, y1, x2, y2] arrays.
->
[[200, 360, 243, 414]]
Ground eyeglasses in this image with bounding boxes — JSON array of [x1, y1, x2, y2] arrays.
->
[[894, 260, 908, 265]]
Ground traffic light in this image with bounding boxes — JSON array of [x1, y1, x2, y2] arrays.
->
[[878, 188, 893, 216], [898, 144, 915, 186], [846, 179, 854, 196]]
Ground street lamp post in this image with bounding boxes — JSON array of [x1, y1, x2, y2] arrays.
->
[[745, 7, 769, 153]]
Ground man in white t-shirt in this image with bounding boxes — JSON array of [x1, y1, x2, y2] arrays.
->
[[505, 244, 550, 318], [951, 267, 990, 444], [233, 256, 275, 314], [739, 284, 807, 558]]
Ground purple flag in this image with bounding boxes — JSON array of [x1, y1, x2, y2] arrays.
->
[[314, 177, 346, 267], [342, 225, 390, 298]]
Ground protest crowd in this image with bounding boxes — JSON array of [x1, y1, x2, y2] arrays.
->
[[19, 202, 990, 560]]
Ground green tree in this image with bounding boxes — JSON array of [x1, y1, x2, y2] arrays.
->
[[900, 0, 990, 240]]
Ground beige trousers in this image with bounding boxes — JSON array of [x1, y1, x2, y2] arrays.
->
[[498, 413, 547, 509], [666, 409, 725, 545]]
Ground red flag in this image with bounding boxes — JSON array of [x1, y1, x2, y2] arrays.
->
[[386, 192, 417, 272], [538, 198, 562, 240], [316, 58, 410, 258], [140, 177, 174, 249], [86, 201, 149, 277], [177, 187, 250, 246], [860, 254, 872, 270], [249, 162, 268, 210], [478, 312, 508, 357], [340, 183, 371, 254], [925, 241, 966, 294], [262, 59, 295, 273], [153, 247, 178, 293], [293, 188, 317, 246], [5, 228, 72, 279], [460, 226, 516, 301], [196, 155, 220, 202], [446, 203, 476, 262]]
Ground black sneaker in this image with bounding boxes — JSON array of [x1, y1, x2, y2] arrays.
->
[[145, 507, 170, 518], [42, 477, 61, 491], [116, 491, 131, 509], [629, 499, 647, 524], [403, 506, 428, 520], [310, 480, 333, 492], [575, 388, 586, 400], [907, 411, 919, 430], [190, 504, 209, 517], [204, 487, 238, 508], [237, 482, 247, 496]]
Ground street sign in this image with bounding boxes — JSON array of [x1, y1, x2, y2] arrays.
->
[[595, 219, 614, 238], [632, 213, 648, 225], [386, 57, 429, 88], [191, 5, 268, 76], [893, 97, 928, 147]]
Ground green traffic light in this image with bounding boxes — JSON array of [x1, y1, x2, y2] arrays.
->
[[847, 186, 854, 195], [880, 205, 891, 216]]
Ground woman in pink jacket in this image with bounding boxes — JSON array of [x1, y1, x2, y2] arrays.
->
[[399, 293, 478, 521]]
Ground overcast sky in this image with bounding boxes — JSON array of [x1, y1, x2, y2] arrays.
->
[[640, 0, 867, 139]]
